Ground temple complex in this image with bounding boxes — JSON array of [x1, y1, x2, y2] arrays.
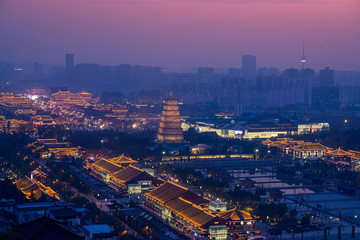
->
[[15, 176, 60, 201], [50, 91, 99, 107], [157, 93, 184, 143], [144, 181, 257, 239]]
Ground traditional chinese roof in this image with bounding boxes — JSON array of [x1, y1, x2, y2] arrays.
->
[[48, 147, 79, 154], [91, 159, 123, 174], [15, 176, 59, 201], [216, 207, 255, 221], [294, 142, 330, 151], [126, 171, 165, 186], [145, 181, 189, 204], [349, 150, 360, 160], [165, 197, 193, 213], [325, 148, 353, 157], [112, 165, 143, 183], [178, 204, 216, 227], [180, 191, 210, 206], [190, 211, 217, 227], [107, 154, 137, 165], [261, 139, 274, 146], [145, 181, 209, 206], [37, 139, 58, 144], [16, 176, 35, 189]]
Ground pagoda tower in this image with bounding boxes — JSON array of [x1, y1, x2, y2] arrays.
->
[[157, 93, 184, 143]]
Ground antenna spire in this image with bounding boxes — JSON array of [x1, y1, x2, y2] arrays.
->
[[300, 41, 307, 70]]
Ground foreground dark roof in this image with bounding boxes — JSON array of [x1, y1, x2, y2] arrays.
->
[[15, 216, 85, 240]]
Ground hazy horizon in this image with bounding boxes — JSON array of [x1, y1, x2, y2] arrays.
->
[[1, 0, 359, 72]]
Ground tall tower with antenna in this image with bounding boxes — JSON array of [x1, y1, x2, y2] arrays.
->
[[300, 42, 306, 70]]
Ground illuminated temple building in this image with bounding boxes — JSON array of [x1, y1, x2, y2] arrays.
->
[[50, 91, 99, 106], [0, 116, 28, 133], [324, 148, 360, 169], [28, 139, 81, 160], [262, 138, 331, 159], [87, 156, 163, 198], [15, 176, 60, 201], [144, 181, 257, 239], [263, 138, 360, 170], [0, 93, 32, 109], [157, 93, 184, 143]]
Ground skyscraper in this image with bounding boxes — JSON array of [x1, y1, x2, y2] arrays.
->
[[241, 55, 256, 86], [65, 53, 74, 84], [157, 93, 184, 144], [319, 67, 334, 87], [198, 67, 215, 84]]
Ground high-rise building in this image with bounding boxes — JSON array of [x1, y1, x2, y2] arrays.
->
[[319, 67, 334, 87], [65, 53, 74, 84], [311, 87, 340, 111], [241, 55, 256, 86], [34, 62, 44, 77], [157, 93, 183, 144], [74, 63, 99, 92], [228, 68, 240, 77], [198, 67, 215, 84]]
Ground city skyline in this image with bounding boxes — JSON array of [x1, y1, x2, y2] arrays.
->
[[0, 0, 359, 71]]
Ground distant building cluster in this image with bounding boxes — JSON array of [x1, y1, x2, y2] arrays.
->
[[185, 117, 329, 140], [27, 138, 82, 161], [263, 138, 360, 170], [2, 53, 360, 112]]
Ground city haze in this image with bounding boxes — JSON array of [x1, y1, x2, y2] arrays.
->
[[0, 0, 359, 71]]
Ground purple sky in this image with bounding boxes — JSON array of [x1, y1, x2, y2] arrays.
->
[[0, 0, 359, 72]]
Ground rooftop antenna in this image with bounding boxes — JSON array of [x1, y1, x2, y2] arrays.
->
[[300, 41, 306, 70], [64, 49, 76, 55]]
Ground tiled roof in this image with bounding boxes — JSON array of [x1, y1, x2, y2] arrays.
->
[[126, 171, 164, 185], [165, 197, 193, 213], [16, 176, 34, 189], [178, 204, 216, 227], [294, 142, 330, 151], [112, 165, 143, 183], [216, 207, 254, 221], [92, 159, 123, 174], [180, 191, 210, 205], [325, 148, 353, 156], [108, 155, 137, 165], [146, 181, 210, 205], [145, 181, 188, 204]]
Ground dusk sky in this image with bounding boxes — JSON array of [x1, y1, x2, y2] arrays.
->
[[0, 0, 359, 72]]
